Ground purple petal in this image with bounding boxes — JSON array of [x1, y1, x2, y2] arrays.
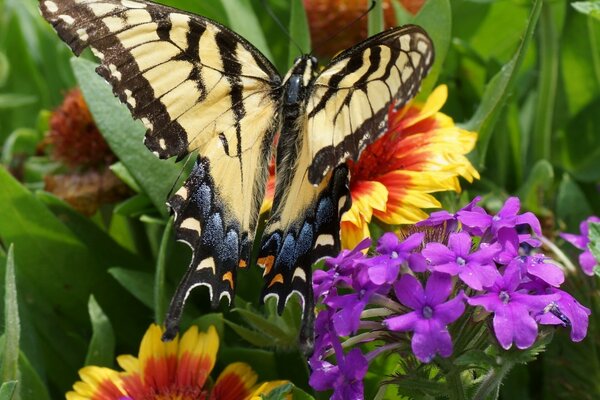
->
[[434, 292, 466, 325], [498, 197, 521, 219], [416, 210, 454, 226], [579, 250, 597, 276], [424, 272, 453, 305], [457, 210, 493, 231], [516, 212, 542, 236], [492, 302, 538, 350], [408, 253, 427, 272], [511, 292, 560, 313], [431, 262, 461, 276], [559, 232, 588, 250], [376, 232, 400, 254], [399, 232, 426, 252], [461, 196, 483, 212], [340, 348, 368, 380], [526, 259, 564, 287], [367, 256, 401, 285], [309, 359, 339, 390], [467, 293, 502, 313], [332, 300, 366, 336], [384, 311, 420, 332], [553, 290, 590, 342], [459, 263, 500, 290], [448, 232, 472, 257], [394, 274, 425, 310], [422, 243, 456, 265], [503, 260, 523, 292], [411, 320, 453, 362], [469, 242, 502, 264]]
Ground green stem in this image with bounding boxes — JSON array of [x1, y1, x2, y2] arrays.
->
[[154, 217, 173, 325], [438, 359, 466, 400], [473, 360, 514, 400]]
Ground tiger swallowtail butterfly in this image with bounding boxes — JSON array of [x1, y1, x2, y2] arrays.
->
[[40, 0, 434, 344]]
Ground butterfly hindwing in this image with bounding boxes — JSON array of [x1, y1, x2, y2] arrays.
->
[[259, 26, 434, 314], [306, 25, 434, 184], [41, 0, 282, 336]]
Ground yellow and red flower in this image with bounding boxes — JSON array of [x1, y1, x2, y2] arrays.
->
[[341, 85, 479, 249], [66, 324, 287, 400]]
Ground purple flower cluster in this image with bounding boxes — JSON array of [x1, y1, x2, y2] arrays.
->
[[560, 216, 600, 275], [309, 197, 591, 398]]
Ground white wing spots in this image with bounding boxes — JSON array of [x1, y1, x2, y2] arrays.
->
[[58, 15, 75, 25], [159, 138, 167, 150], [315, 234, 335, 248], [285, 290, 306, 310], [417, 38, 429, 54], [76, 28, 89, 42], [109, 64, 122, 80], [89, 3, 118, 17], [44, 1, 58, 13], [90, 47, 104, 60], [124, 89, 136, 107], [141, 117, 153, 130], [410, 52, 422, 67], [264, 292, 280, 305], [292, 268, 306, 282], [122, 0, 147, 8], [399, 35, 411, 51], [152, 150, 160, 157], [196, 257, 216, 274], [190, 283, 213, 302], [401, 65, 414, 83], [219, 291, 232, 303], [168, 13, 191, 49], [425, 50, 433, 65], [175, 186, 189, 200], [181, 217, 201, 234]]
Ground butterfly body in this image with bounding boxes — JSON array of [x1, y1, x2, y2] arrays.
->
[[40, 0, 434, 341]]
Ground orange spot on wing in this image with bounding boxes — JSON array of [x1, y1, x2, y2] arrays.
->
[[257, 255, 275, 276], [238, 259, 247, 268], [268, 274, 284, 288], [222, 272, 234, 289]]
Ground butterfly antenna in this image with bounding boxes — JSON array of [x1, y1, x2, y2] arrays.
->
[[260, 0, 304, 56], [312, 0, 377, 54]]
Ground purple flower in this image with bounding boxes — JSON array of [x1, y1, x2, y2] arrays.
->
[[422, 232, 501, 290], [536, 288, 591, 342], [560, 216, 600, 276], [523, 254, 564, 287], [468, 261, 559, 349], [314, 238, 371, 298], [309, 347, 368, 399], [384, 273, 465, 362], [366, 232, 424, 285], [417, 196, 484, 233], [457, 197, 542, 237]]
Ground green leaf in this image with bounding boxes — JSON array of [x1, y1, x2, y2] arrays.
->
[[516, 159, 554, 213], [407, 0, 451, 96], [84, 295, 115, 368], [1, 128, 40, 166], [154, 219, 173, 325], [0, 382, 17, 400], [464, 0, 543, 167], [16, 352, 51, 400], [588, 222, 600, 264], [190, 313, 224, 338], [219, 347, 278, 379], [556, 174, 593, 231], [72, 57, 182, 215], [0, 94, 36, 109], [113, 194, 155, 217], [368, 0, 384, 37], [2, 245, 20, 384], [221, 0, 274, 62], [0, 51, 9, 87], [287, 0, 311, 66], [108, 268, 154, 309], [224, 319, 276, 347], [110, 162, 142, 193], [260, 383, 293, 400], [454, 350, 496, 369], [572, 2, 600, 21]]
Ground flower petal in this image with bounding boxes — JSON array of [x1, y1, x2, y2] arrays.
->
[[394, 274, 425, 310], [212, 362, 257, 400], [424, 272, 453, 305]]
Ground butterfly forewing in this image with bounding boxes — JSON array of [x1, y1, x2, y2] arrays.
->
[[41, 0, 282, 335], [306, 25, 434, 184]]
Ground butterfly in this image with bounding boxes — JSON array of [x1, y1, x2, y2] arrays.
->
[[40, 0, 434, 342]]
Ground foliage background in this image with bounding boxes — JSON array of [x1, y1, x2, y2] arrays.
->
[[0, 0, 599, 398]]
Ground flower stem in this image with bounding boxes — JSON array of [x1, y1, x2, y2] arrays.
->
[[472, 359, 514, 400], [539, 235, 577, 274], [438, 359, 467, 400]]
